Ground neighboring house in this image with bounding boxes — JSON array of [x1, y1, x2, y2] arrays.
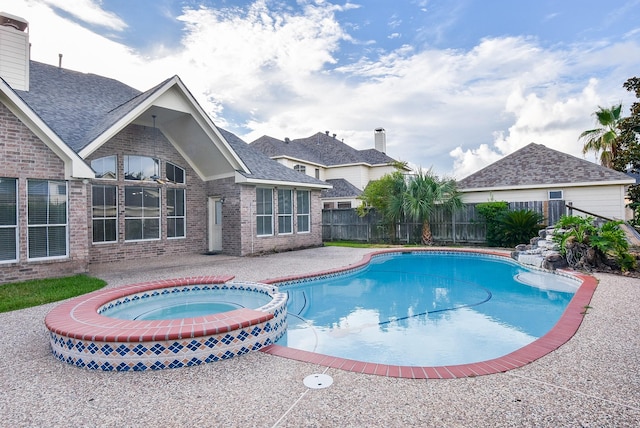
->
[[0, 13, 329, 283], [457, 143, 635, 222], [250, 128, 404, 208]]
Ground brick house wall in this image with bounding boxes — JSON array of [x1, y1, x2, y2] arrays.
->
[[235, 185, 323, 256], [0, 103, 89, 283], [85, 124, 214, 264]]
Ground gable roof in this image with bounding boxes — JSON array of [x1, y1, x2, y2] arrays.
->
[[14, 61, 141, 153], [457, 143, 634, 190], [250, 132, 397, 167], [7, 61, 328, 188], [0, 75, 95, 179], [219, 129, 330, 188]]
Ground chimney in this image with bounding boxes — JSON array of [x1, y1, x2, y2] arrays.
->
[[374, 128, 386, 153], [0, 12, 29, 91]]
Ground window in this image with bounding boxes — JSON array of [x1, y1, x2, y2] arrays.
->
[[337, 201, 352, 209], [124, 155, 158, 181], [27, 180, 67, 259], [91, 156, 117, 179], [0, 178, 18, 262], [278, 189, 293, 234], [256, 188, 273, 236], [294, 164, 306, 175], [315, 168, 320, 179], [166, 162, 185, 184], [125, 187, 160, 240], [548, 190, 563, 200], [297, 190, 310, 233], [167, 188, 185, 238], [323, 202, 335, 209], [92, 185, 117, 243]]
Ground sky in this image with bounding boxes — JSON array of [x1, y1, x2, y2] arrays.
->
[[2, 0, 640, 179]]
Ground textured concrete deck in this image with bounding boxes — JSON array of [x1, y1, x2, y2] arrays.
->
[[1, 246, 639, 427]]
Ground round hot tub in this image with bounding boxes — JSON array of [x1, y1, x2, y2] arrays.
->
[[45, 276, 287, 371]]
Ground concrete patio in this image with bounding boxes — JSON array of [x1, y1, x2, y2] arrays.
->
[[1, 246, 639, 427]]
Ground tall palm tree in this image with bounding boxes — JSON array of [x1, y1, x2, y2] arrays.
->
[[579, 104, 623, 168], [403, 168, 463, 245]]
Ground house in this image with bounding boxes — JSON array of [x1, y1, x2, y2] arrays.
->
[[457, 143, 635, 222], [0, 12, 330, 283], [250, 128, 405, 208]]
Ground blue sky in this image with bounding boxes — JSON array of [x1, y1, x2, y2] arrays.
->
[[3, 0, 640, 178]]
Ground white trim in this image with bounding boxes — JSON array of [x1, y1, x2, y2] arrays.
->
[[234, 171, 331, 189], [0, 81, 95, 179], [78, 77, 250, 174], [459, 179, 635, 193]]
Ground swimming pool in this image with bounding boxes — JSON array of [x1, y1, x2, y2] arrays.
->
[[269, 250, 587, 370], [102, 288, 273, 320]]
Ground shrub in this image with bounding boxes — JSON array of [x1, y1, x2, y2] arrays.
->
[[476, 201, 509, 247], [498, 209, 545, 247], [553, 215, 636, 272]]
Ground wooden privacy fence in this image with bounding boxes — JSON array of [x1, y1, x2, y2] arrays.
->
[[322, 200, 566, 244]]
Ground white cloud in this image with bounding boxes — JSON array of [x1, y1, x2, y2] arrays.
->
[[41, 0, 127, 31], [2, 0, 638, 180]]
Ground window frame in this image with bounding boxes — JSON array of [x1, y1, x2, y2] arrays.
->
[[293, 164, 306, 175], [124, 155, 159, 182], [0, 177, 18, 263], [124, 186, 161, 241], [548, 190, 564, 200], [277, 188, 293, 235], [166, 162, 186, 184], [91, 184, 118, 244], [256, 188, 273, 236], [296, 189, 310, 233], [166, 187, 186, 239], [91, 155, 117, 180], [27, 179, 68, 260]]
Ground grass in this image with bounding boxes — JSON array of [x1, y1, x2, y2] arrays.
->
[[0, 274, 106, 313]]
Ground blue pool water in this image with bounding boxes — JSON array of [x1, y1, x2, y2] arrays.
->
[[102, 289, 272, 320], [275, 252, 579, 366]]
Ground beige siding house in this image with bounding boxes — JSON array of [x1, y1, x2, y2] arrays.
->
[[250, 130, 406, 208], [457, 143, 634, 222]]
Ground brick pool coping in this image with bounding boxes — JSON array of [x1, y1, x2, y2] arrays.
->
[[45, 276, 276, 342], [260, 248, 598, 379], [45, 276, 288, 371]]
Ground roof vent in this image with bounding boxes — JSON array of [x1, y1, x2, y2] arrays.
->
[[325, 130, 329, 135], [284, 137, 290, 143]]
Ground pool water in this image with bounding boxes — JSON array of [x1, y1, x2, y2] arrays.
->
[[102, 289, 272, 320], [276, 252, 579, 366]]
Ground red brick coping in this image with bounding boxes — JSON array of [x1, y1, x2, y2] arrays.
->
[[45, 276, 274, 343], [260, 248, 598, 379]]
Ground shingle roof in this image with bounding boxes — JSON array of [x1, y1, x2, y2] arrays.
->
[[14, 61, 143, 152], [321, 178, 363, 199], [219, 129, 330, 187], [250, 132, 396, 166], [11, 61, 329, 188], [457, 143, 633, 189]]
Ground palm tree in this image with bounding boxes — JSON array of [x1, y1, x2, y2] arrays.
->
[[403, 168, 463, 245], [579, 104, 623, 168]]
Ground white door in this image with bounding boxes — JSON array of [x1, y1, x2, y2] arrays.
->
[[208, 197, 223, 252]]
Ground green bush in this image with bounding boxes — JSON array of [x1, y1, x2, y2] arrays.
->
[[476, 201, 509, 247], [553, 215, 636, 272], [498, 209, 545, 247]]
